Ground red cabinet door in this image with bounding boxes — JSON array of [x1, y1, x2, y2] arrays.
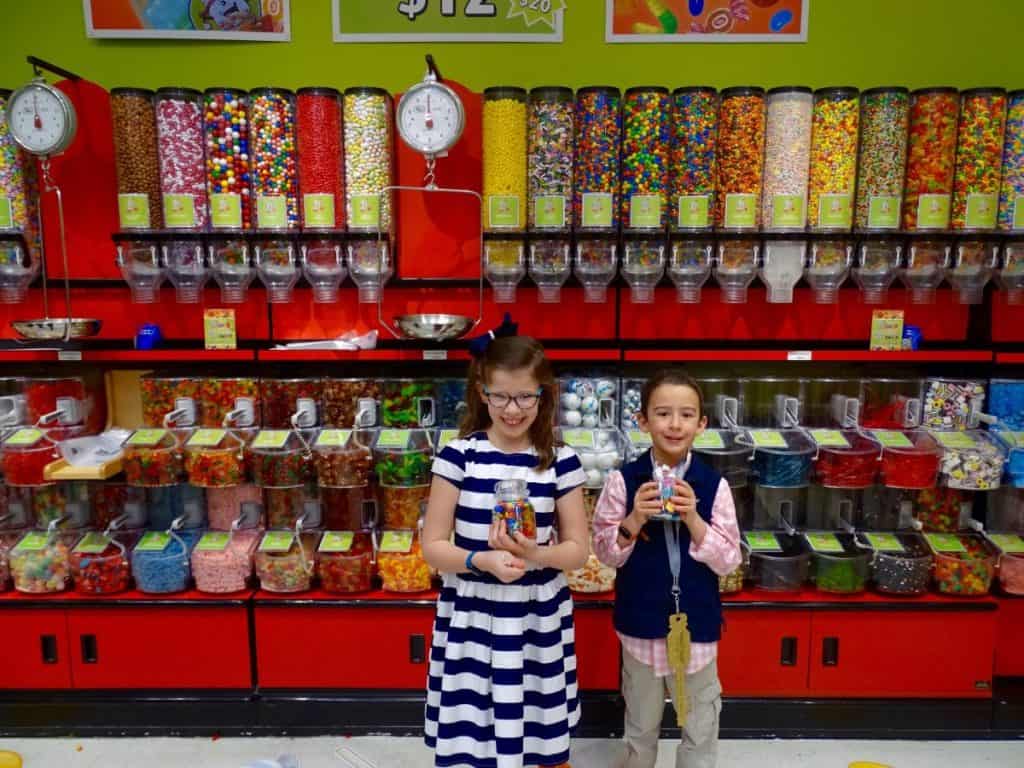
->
[[67, 606, 252, 689], [0, 609, 72, 689], [995, 597, 1024, 677], [255, 605, 436, 689], [718, 609, 811, 697], [809, 610, 996, 698], [573, 607, 619, 691]]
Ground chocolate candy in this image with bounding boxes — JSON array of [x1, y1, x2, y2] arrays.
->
[[621, 87, 670, 230], [715, 87, 766, 230], [156, 88, 208, 230], [670, 87, 717, 231], [574, 87, 621, 230], [997, 90, 1024, 232], [856, 88, 909, 231], [866, 533, 932, 595], [204, 88, 252, 230], [111, 88, 163, 229], [297, 87, 345, 230]]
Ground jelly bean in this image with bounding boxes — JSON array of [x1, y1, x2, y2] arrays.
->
[[378, 535, 432, 593], [207, 484, 263, 531], [528, 87, 573, 231], [140, 375, 199, 427], [249, 88, 299, 230], [621, 87, 670, 230], [192, 529, 261, 594], [204, 88, 252, 230], [670, 87, 718, 231], [2, 440, 59, 486], [814, 439, 877, 488], [762, 87, 811, 231], [808, 88, 858, 231], [317, 531, 375, 593], [770, 9, 792, 32], [25, 376, 104, 434], [344, 87, 393, 231], [111, 88, 163, 229], [483, 87, 528, 232], [255, 532, 317, 593], [380, 483, 429, 530], [879, 444, 940, 489], [715, 87, 766, 229], [0, 89, 43, 260], [156, 88, 208, 230], [997, 90, 1024, 231], [951, 88, 1006, 231], [297, 87, 345, 230], [574, 87, 621, 230], [322, 379, 381, 428], [855, 88, 909, 230], [902, 88, 959, 231], [922, 378, 985, 431]]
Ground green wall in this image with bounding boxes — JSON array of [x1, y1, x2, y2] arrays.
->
[[4, 1, 1024, 92]]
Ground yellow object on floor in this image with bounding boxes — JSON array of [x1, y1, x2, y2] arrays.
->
[[0, 751, 23, 768], [849, 763, 892, 768]]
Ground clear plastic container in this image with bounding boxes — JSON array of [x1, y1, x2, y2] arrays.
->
[[558, 374, 619, 430], [621, 87, 670, 232], [206, 484, 263, 531], [155, 87, 208, 231], [185, 430, 250, 487], [669, 237, 713, 303], [933, 429, 1005, 491], [984, 531, 1024, 595], [373, 429, 433, 486], [436, 379, 468, 429], [714, 238, 759, 303], [926, 531, 997, 596], [492, 478, 537, 539], [900, 238, 950, 304], [697, 378, 742, 429], [902, 88, 959, 232], [566, 553, 616, 594], [529, 238, 572, 302], [91, 482, 146, 531], [123, 429, 186, 487], [528, 87, 573, 233], [254, 237, 299, 303], [670, 87, 717, 232], [344, 87, 393, 232], [302, 235, 346, 302], [347, 232, 392, 303], [855, 88, 909, 232], [203, 87, 251, 230], [574, 235, 618, 303], [24, 375, 107, 435], [260, 379, 321, 430], [856, 531, 932, 595], [754, 485, 807, 529], [0, 89, 43, 303], [199, 377, 260, 428], [132, 529, 201, 594], [322, 378, 380, 428], [140, 375, 199, 428], [812, 430, 879, 488], [483, 87, 528, 234], [803, 378, 860, 429], [9, 529, 77, 593], [951, 88, 1007, 232], [746, 532, 809, 591], [747, 428, 816, 486], [263, 486, 316, 529], [740, 378, 805, 429], [162, 237, 209, 303], [873, 428, 942, 489], [619, 378, 646, 431], [715, 87, 766, 231], [574, 87, 621, 232], [853, 238, 902, 303], [313, 428, 374, 488], [377, 529, 432, 593], [558, 428, 624, 490], [382, 380, 436, 429], [860, 378, 923, 429], [192, 526, 262, 594], [484, 236, 527, 303], [249, 88, 299, 231], [70, 531, 137, 595], [949, 239, 999, 304], [762, 86, 812, 233], [317, 529, 376, 594], [111, 88, 162, 230], [807, 532, 870, 594], [2, 429, 62, 486], [998, 90, 1024, 233], [988, 379, 1024, 431], [693, 429, 753, 491], [922, 377, 986, 431], [989, 485, 1024, 531], [622, 236, 666, 303], [379, 483, 429, 530], [998, 239, 1024, 302], [321, 485, 375, 531], [806, 485, 868, 530], [806, 238, 852, 303], [807, 87, 858, 232], [249, 431, 313, 488], [255, 530, 318, 593], [915, 486, 975, 532], [759, 240, 805, 304], [993, 429, 1024, 487]]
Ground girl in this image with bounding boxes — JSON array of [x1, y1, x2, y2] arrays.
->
[[593, 370, 742, 768], [422, 334, 589, 768]]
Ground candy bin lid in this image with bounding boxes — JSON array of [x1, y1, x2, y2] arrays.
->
[[556, 427, 624, 489], [804, 531, 872, 593], [803, 530, 872, 561], [855, 529, 932, 557], [692, 429, 754, 486], [744, 530, 811, 591], [930, 429, 1006, 491], [432, 427, 461, 454], [744, 530, 809, 560], [982, 530, 1024, 558], [373, 429, 433, 486], [739, 428, 816, 456], [869, 428, 941, 457]]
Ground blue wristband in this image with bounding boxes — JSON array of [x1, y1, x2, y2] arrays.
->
[[465, 550, 484, 575]]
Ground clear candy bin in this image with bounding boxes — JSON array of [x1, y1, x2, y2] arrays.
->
[[925, 532, 998, 596], [856, 531, 932, 596], [377, 529, 432, 593], [317, 530, 376, 594], [806, 531, 871, 594], [191, 519, 263, 594], [745, 531, 810, 591], [9, 529, 77, 594], [255, 530, 319, 593]]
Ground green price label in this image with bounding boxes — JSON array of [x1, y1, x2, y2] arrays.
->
[[916, 194, 951, 230], [210, 193, 243, 229], [252, 430, 290, 450], [14, 532, 49, 552], [867, 195, 901, 229], [187, 429, 226, 447], [379, 531, 414, 553], [351, 194, 381, 228], [750, 430, 787, 449], [303, 194, 336, 228], [745, 531, 782, 552], [629, 194, 661, 229], [4, 428, 44, 447], [810, 430, 850, 448], [376, 430, 411, 450], [118, 193, 151, 229], [136, 531, 172, 552], [805, 533, 845, 553], [197, 532, 231, 552], [487, 195, 520, 229], [1014, 197, 1024, 231], [257, 195, 288, 229], [933, 431, 978, 450], [315, 429, 353, 448], [724, 193, 757, 229], [627, 431, 652, 447], [817, 193, 852, 229], [693, 431, 726, 451], [163, 194, 197, 228], [581, 193, 613, 229], [770, 194, 805, 229], [126, 429, 168, 447], [436, 429, 459, 450], [0, 197, 13, 229], [864, 533, 905, 552], [562, 429, 595, 449], [73, 532, 112, 554], [989, 534, 1024, 554], [259, 531, 295, 552], [677, 195, 710, 229], [965, 193, 997, 230], [534, 196, 566, 229], [319, 531, 355, 553], [999, 431, 1024, 448], [871, 430, 914, 449], [924, 533, 967, 553]]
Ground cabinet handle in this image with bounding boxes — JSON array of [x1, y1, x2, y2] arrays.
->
[[80, 634, 98, 664], [779, 636, 797, 666], [822, 637, 839, 667], [409, 634, 426, 664], [40, 635, 58, 665]]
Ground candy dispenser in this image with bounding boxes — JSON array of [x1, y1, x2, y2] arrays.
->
[[745, 531, 810, 592], [344, 87, 393, 232], [162, 236, 209, 304], [860, 378, 922, 429], [670, 87, 717, 233], [925, 531, 997, 596], [199, 377, 260, 428], [558, 374, 618, 430], [297, 87, 345, 231], [855, 88, 909, 233], [574, 86, 621, 233], [853, 237, 902, 304], [206, 484, 263, 531], [208, 235, 254, 304], [249, 430, 313, 490], [621, 87, 670, 233], [574, 234, 618, 304], [529, 237, 571, 302], [115, 235, 164, 304], [378, 529, 432, 593], [806, 238, 852, 303], [988, 532, 1024, 595], [249, 88, 299, 231], [9, 527, 77, 594], [140, 374, 199, 428], [436, 379, 468, 428], [998, 239, 1024, 303], [857, 531, 932, 596], [620, 377, 646, 431], [900, 237, 950, 304], [990, 486, 1024, 531], [807, 87, 858, 233], [255, 529, 319, 594], [322, 378, 380, 428], [951, 88, 1006, 233], [949, 239, 999, 304], [254, 238, 299, 304], [668, 236, 713, 303], [123, 428, 185, 487], [697, 378, 742, 429], [932, 430, 1005, 492], [2, 427, 61, 487], [0, 88, 42, 304], [132, 528, 201, 594], [0, 377, 26, 429], [997, 90, 1024, 233], [315, 429, 375, 530], [483, 86, 527, 301], [484, 235, 526, 303], [558, 428, 624, 490], [155, 87, 208, 231], [714, 237, 759, 303], [374, 430, 432, 503], [301, 235, 346, 303], [260, 379, 322, 430], [347, 232, 392, 303], [146, 484, 206, 531], [24, 375, 106, 435], [91, 482, 146, 531], [263, 486, 319, 530], [761, 86, 812, 233], [902, 88, 959, 232], [693, 429, 753, 529], [111, 88, 162, 231], [38, 481, 92, 530], [745, 429, 815, 529], [806, 430, 879, 530], [739, 378, 804, 428], [382, 379, 436, 428], [184, 428, 250, 488], [622, 235, 665, 304], [317, 530, 376, 594], [623, 430, 653, 463], [715, 87, 766, 232], [527, 87, 573, 233], [192, 510, 263, 594], [874, 428, 942, 491], [803, 378, 861, 429], [70, 530, 137, 595], [922, 377, 985, 431], [806, 532, 870, 594], [380, 483, 429, 530], [759, 239, 805, 304], [915, 486, 975, 532]]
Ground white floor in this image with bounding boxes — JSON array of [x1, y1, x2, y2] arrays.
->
[[0, 737, 1022, 767]]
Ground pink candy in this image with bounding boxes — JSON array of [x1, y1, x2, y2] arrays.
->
[[156, 91, 208, 229]]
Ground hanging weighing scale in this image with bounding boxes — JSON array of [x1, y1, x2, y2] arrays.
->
[[6, 57, 100, 341], [377, 55, 483, 342]]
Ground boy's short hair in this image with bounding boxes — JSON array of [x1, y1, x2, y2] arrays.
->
[[640, 369, 705, 420]]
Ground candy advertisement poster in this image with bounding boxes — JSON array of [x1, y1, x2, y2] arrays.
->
[[607, 0, 808, 42], [333, 1, 565, 42], [84, 0, 290, 41]]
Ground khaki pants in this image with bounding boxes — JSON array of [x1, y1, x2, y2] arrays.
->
[[620, 648, 722, 768]]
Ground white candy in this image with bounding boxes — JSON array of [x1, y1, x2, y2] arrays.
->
[[561, 393, 581, 411], [581, 396, 598, 414], [563, 410, 582, 427], [585, 469, 603, 487], [580, 453, 598, 470], [597, 451, 618, 470], [582, 414, 598, 428]]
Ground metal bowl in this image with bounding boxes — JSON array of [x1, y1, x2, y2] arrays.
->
[[11, 318, 102, 340], [393, 313, 475, 342]]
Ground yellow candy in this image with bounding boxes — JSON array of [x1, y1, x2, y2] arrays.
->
[[483, 97, 527, 231]]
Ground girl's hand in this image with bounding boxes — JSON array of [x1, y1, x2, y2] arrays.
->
[[488, 518, 540, 561], [476, 549, 527, 584], [669, 480, 698, 522]]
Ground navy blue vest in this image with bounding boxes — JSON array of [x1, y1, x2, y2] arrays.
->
[[613, 449, 724, 643]]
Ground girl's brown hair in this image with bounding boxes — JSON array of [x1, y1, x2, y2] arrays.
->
[[641, 369, 705, 419], [459, 335, 558, 470]]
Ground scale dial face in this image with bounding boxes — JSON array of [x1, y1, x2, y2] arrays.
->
[[6, 80, 77, 157], [397, 80, 465, 157]]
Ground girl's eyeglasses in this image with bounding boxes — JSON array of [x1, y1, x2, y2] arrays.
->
[[482, 387, 543, 410]]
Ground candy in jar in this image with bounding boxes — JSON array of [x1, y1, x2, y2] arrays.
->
[[374, 430, 433, 486], [573, 86, 621, 231], [807, 87, 859, 231], [761, 86, 812, 232], [377, 530, 432, 593], [111, 88, 163, 230], [203, 87, 252, 230], [259, 378, 322, 429], [255, 530, 318, 593], [902, 88, 959, 231], [621, 87, 670, 230], [380, 483, 429, 530], [382, 379, 436, 428], [192, 529, 261, 594], [70, 532, 134, 595], [132, 529, 201, 594], [140, 375, 199, 427], [997, 90, 1024, 232], [155, 87, 208, 230], [916, 485, 972, 531], [929, 533, 996, 596], [206, 484, 264, 530], [297, 87, 345, 230], [317, 530, 375, 594], [921, 378, 985, 431], [263, 486, 309, 529], [199, 377, 260, 428], [492, 478, 536, 539], [951, 88, 1007, 232], [249, 88, 299, 231], [715, 87, 766, 230], [344, 87, 393, 231], [185, 428, 250, 487], [855, 88, 909, 231], [527, 87, 574, 232], [249, 431, 312, 488], [566, 553, 616, 594], [321, 378, 380, 428], [670, 87, 717, 231], [2, 428, 60, 486], [933, 430, 1005, 491], [9, 530, 74, 594], [24, 375, 106, 435], [123, 429, 185, 487], [483, 87, 528, 233]]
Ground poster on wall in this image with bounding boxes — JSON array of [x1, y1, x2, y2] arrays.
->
[[83, 0, 291, 41], [333, 0, 565, 43], [606, 0, 807, 43]]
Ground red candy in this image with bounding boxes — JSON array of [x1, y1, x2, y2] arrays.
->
[[297, 88, 345, 230], [156, 88, 208, 230]]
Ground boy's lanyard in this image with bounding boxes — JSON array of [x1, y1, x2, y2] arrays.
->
[[664, 519, 691, 725]]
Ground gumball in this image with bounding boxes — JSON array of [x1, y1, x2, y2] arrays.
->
[[563, 410, 583, 427], [580, 453, 598, 470], [595, 379, 617, 399], [561, 393, 581, 411], [581, 396, 599, 415], [582, 414, 598, 428]]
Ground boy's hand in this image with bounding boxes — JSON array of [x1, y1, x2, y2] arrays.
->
[[669, 480, 698, 521], [626, 481, 662, 534]]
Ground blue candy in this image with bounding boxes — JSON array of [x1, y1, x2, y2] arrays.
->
[[132, 530, 201, 594], [771, 9, 793, 32], [689, 0, 705, 16]]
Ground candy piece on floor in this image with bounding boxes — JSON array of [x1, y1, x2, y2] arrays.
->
[[0, 751, 22, 768]]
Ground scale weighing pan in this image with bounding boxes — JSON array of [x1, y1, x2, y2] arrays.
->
[[11, 318, 101, 340]]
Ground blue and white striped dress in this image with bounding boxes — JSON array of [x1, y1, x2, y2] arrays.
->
[[425, 432, 586, 768]]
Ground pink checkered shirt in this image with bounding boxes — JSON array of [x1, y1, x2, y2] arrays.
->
[[592, 454, 742, 677]]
